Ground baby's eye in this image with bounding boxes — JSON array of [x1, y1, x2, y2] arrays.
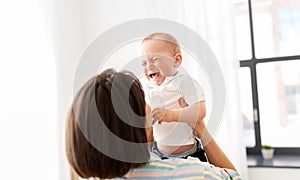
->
[[151, 57, 159, 62], [141, 60, 147, 67]]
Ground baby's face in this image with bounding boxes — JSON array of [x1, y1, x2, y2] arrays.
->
[[141, 39, 179, 85]]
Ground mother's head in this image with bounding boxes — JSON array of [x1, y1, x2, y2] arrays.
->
[[65, 69, 151, 179]]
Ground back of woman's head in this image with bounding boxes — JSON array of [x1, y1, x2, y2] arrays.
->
[[65, 69, 149, 179]]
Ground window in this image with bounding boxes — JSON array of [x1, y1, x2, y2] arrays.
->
[[234, 0, 300, 155], [257, 61, 300, 147]]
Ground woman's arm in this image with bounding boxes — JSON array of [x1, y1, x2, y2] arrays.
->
[[179, 99, 236, 171], [194, 120, 236, 171]]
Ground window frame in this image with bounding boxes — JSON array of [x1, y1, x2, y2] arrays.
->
[[240, 0, 300, 155]]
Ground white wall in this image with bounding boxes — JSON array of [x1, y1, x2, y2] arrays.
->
[[249, 168, 300, 180]]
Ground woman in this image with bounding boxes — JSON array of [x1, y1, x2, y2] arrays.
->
[[65, 69, 241, 179]]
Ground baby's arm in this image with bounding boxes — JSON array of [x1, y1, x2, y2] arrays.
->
[[152, 100, 236, 171], [151, 99, 206, 127]]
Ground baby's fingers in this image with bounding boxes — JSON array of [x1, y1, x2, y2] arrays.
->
[[151, 108, 165, 124]]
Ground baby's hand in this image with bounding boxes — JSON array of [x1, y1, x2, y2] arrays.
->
[[151, 108, 172, 125], [151, 98, 189, 125]]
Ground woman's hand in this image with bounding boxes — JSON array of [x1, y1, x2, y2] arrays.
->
[[178, 98, 188, 108]]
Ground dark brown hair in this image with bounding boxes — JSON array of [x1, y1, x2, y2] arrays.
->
[[65, 69, 149, 179]]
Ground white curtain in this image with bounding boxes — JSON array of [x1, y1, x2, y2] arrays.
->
[[50, 0, 248, 179], [0, 0, 59, 180]]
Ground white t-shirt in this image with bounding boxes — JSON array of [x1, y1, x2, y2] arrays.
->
[[141, 72, 205, 146]]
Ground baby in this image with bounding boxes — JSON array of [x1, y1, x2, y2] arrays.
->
[[140, 32, 207, 161]]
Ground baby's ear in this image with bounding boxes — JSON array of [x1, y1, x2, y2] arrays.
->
[[174, 53, 182, 68]]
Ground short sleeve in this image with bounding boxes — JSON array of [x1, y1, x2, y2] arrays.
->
[[176, 74, 205, 105]]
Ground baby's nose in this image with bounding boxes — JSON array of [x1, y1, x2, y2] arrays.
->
[[147, 62, 154, 70]]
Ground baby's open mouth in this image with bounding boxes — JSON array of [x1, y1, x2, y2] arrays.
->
[[149, 72, 160, 79]]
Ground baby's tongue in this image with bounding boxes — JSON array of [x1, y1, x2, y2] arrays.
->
[[153, 73, 159, 78]]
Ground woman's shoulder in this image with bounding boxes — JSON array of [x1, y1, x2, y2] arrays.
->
[[122, 153, 241, 179]]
